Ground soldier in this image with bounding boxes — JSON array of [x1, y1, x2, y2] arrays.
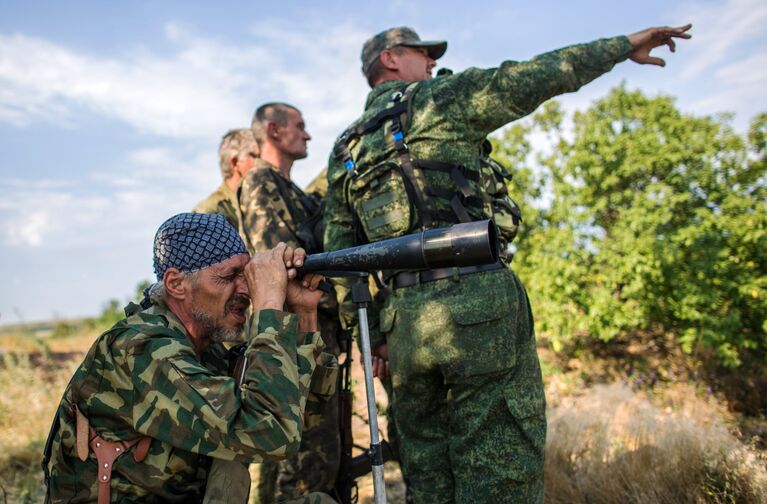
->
[[193, 128, 259, 230], [239, 103, 342, 501], [42, 212, 336, 503], [324, 25, 692, 503], [304, 166, 329, 199]]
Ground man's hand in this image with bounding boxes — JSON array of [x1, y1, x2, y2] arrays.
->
[[371, 344, 389, 379], [282, 245, 323, 331], [245, 243, 291, 311], [627, 24, 692, 67], [286, 273, 324, 316]]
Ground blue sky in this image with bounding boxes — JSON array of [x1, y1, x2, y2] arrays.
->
[[1, 0, 765, 325]]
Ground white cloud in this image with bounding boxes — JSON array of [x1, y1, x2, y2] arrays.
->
[[0, 31, 247, 137], [0, 20, 373, 189], [7, 210, 51, 246], [715, 50, 767, 86], [0, 189, 108, 247], [0, 17, 374, 251], [0, 22, 363, 141], [690, 49, 767, 115], [677, 0, 767, 80]]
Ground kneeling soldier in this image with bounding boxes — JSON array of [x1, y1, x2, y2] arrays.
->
[[43, 213, 337, 503]]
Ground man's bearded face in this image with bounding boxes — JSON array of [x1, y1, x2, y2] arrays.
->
[[188, 254, 251, 344], [191, 296, 248, 343]]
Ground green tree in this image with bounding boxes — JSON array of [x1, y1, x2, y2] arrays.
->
[[85, 279, 153, 331], [494, 86, 766, 366]]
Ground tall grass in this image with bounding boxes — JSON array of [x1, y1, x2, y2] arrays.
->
[[0, 354, 79, 503], [545, 382, 767, 504]]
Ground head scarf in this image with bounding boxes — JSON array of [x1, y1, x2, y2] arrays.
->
[[153, 212, 247, 280]]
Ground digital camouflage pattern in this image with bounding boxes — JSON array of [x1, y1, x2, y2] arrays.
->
[[324, 36, 634, 503], [479, 148, 522, 250], [46, 301, 328, 503], [360, 26, 446, 76], [239, 159, 342, 501], [193, 181, 241, 231]]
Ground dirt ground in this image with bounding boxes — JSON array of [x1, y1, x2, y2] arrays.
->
[[345, 346, 406, 504]]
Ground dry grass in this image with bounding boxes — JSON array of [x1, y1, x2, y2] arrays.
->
[[0, 353, 81, 503], [545, 382, 767, 504]]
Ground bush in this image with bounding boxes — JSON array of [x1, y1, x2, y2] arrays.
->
[[494, 87, 766, 368]]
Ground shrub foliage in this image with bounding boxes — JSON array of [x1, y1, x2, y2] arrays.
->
[[494, 86, 766, 367]]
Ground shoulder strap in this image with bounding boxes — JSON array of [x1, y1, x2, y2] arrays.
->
[[331, 84, 419, 174], [388, 84, 434, 228]]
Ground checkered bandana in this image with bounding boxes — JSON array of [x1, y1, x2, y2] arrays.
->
[[152, 213, 247, 280]]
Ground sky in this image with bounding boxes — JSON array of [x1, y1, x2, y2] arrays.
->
[[0, 0, 765, 325]]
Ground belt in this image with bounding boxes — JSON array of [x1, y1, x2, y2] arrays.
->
[[390, 261, 505, 289]]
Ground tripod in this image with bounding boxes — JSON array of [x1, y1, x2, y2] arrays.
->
[[335, 271, 387, 504]]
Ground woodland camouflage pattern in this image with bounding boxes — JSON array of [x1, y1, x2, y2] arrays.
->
[[193, 181, 241, 231], [239, 159, 342, 500], [304, 166, 329, 199], [46, 302, 329, 503], [325, 36, 633, 503], [239, 159, 320, 253]]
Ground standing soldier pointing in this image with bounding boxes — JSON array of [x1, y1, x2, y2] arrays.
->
[[324, 24, 692, 503]]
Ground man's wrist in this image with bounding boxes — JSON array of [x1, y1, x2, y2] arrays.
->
[[251, 298, 285, 312], [294, 309, 318, 332]]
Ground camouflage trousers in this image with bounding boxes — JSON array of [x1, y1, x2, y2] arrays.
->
[[204, 460, 336, 504], [255, 389, 340, 502], [382, 267, 546, 504]]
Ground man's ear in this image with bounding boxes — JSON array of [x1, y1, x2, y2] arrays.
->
[[163, 268, 187, 300], [229, 154, 239, 171], [267, 121, 280, 140], [379, 49, 398, 71]]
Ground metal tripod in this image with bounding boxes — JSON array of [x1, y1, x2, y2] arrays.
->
[[349, 272, 388, 504]]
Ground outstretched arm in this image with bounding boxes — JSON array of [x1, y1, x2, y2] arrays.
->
[[627, 24, 692, 66], [441, 23, 693, 136]]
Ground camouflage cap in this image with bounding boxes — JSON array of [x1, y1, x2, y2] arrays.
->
[[152, 212, 247, 280], [361, 26, 447, 76]]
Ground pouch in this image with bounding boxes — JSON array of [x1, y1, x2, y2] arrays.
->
[[349, 161, 413, 241]]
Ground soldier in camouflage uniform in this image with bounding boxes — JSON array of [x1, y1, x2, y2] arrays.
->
[[43, 213, 337, 503], [239, 103, 342, 502], [324, 25, 692, 503], [193, 128, 259, 230], [304, 166, 329, 200]]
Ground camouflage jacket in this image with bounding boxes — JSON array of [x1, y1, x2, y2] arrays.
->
[[47, 302, 327, 503], [324, 36, 633, 342], [239, 160, 340, 354], [239, 159, 322, 254], [193, 181, 240, 231], [304, 166, 329, 199]]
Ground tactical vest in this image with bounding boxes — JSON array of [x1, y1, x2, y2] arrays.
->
[[332, 82, 521, 249], [271, 173, 325, 254]]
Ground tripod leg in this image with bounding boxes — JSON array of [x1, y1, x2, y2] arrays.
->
[[354, 282, 388, 504]]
